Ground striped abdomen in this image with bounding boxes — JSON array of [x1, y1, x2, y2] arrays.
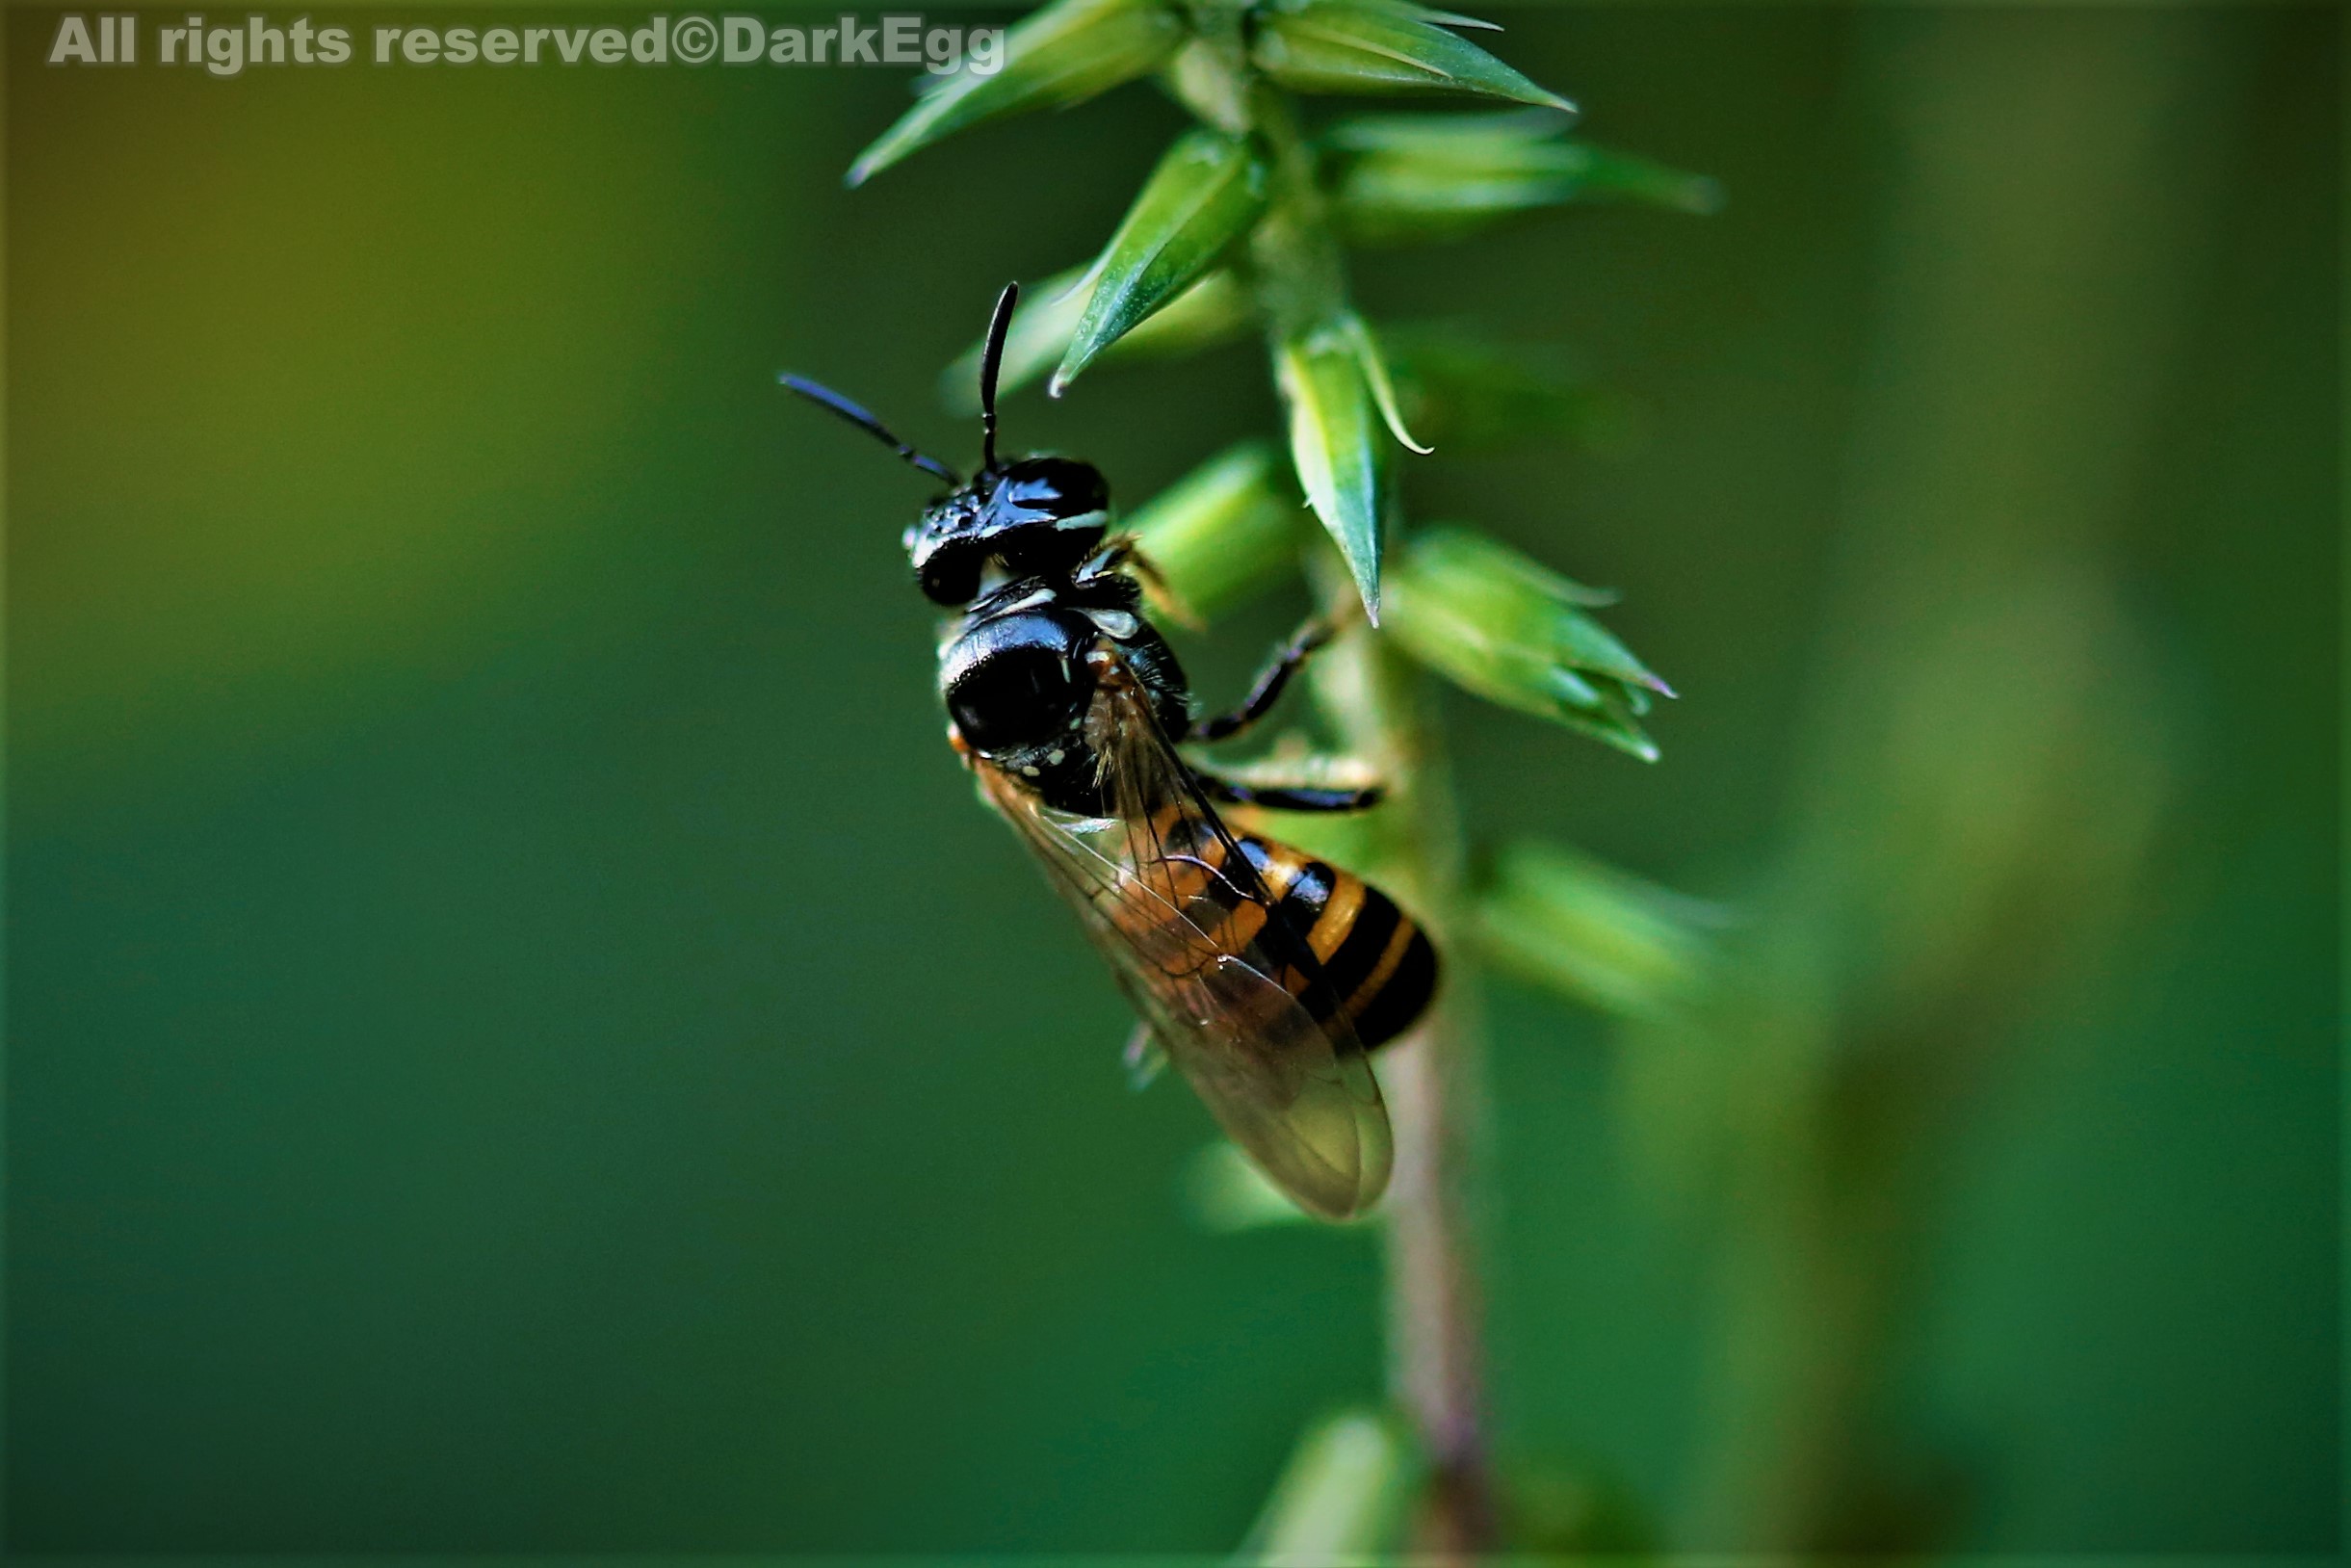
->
[[1137, 812, 1440, 1051]]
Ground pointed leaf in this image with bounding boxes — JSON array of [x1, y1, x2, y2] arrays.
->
[[940, 266, 1250, 411], [1110, 266, 1253, 356], [1127, 440, 1307, 622], [1277, 325, 1390, 621], [1329, 112, 1722, 243], [1344, 314, 1433, 454], [1054, 130, 1269, 393], [1253, 0, 1572, 110], [848, 0, 1185, 185]]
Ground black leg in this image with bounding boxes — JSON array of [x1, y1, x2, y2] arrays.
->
[[1198, 773, 1383, 814], [1086, 536, 1200, 627], [1190, 618, 1333, 744]]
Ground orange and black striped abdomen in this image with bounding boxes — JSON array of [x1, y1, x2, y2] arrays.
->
[[1144, 810, 1440, 1051]]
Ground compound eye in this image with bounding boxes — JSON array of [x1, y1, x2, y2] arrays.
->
[[998, 457, 1110, 521], [948, 641, 1088, 753]]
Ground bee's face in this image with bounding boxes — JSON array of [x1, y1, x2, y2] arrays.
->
[[906, 457, 1112, 606]]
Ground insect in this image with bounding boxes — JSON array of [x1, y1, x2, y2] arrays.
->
[[781, 284, 1437, 1219]]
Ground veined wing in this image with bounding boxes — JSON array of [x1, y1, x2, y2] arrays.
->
[[972, 646, 1393, 1220]]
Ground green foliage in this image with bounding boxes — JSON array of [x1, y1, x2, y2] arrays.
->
[[1276, 320, 1394, 619], [1125, 440, 1305, 622], [939, 266, 1250, 410], [1251, 0, 1573, 110], [1055, 129, 1267, 392], [847, 0, 1185, 185], [1330, 109, 1723, 244], [1470, 840, 1716, 1018]]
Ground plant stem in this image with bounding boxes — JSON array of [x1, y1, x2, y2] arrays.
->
[[1314, 611, 1496, 1555], [1166, 9, 1497, 1546]]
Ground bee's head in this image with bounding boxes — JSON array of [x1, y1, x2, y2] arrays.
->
[[784, 282, 1108, 609], [905, 456, 1110, 605]]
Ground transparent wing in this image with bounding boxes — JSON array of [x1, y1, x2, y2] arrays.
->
[[973, 650, 1393, 1220]]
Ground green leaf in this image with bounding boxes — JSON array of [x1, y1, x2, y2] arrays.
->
[[1110, 266, 1253, 356], [1329, 111, 1723, 243], [847, 0, 1186, 185], [1471, 839, 1718, 1017], [1252, 0, 1573, 111], [1053, 130, 1269, 394], [1382, 324, 1634, 454], [939, 266, 1250, 411], [1127, 440, 1307, 622], [1344, 314, 1434, 454], [1384, 525, 1673, 757], [1241, 1409, 1423, 1560], [1277, 323, 1392, 621]]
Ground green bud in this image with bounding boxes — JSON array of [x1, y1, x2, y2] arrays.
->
[[939, 266, 1251, 412], [1277, 321, 1394, 621], [1054, 130, 1269, 394], [1471, 839, 1715, 1017], [848, 0, 1186, 185], [1329, 111, 1723, 243], [1384, 525, 1673, 758], [1252, 0, 1573, 112], [1126, 440, 1307, 622], [1242, 1409, 1422, 1559]]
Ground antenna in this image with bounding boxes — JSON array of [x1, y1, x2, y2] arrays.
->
[[979, 281, 1019, 474], [778, 373, 962, 486]]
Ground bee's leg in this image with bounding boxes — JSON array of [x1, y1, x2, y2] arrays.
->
[[1189, 618, 1334, 744], [1091, 536, 1201, 628], [1197, 773, 1384, 814]]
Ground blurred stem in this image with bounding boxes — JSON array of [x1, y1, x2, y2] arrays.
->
[[1312, 597, 1496, 1556], [1162, 13, 1498, 1546], [1683, 13, 2217, 1549]]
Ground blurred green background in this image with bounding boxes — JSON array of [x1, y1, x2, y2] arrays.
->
[[6, 1, 2337, 1554]]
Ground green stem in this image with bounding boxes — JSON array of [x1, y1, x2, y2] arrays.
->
[[1169, 10, 1496, 1550]]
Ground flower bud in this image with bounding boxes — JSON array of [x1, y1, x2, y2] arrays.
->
[[1384, 525, 1673, 758]]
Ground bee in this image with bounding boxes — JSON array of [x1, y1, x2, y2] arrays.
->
[[782, 284, 1437, 1219]]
